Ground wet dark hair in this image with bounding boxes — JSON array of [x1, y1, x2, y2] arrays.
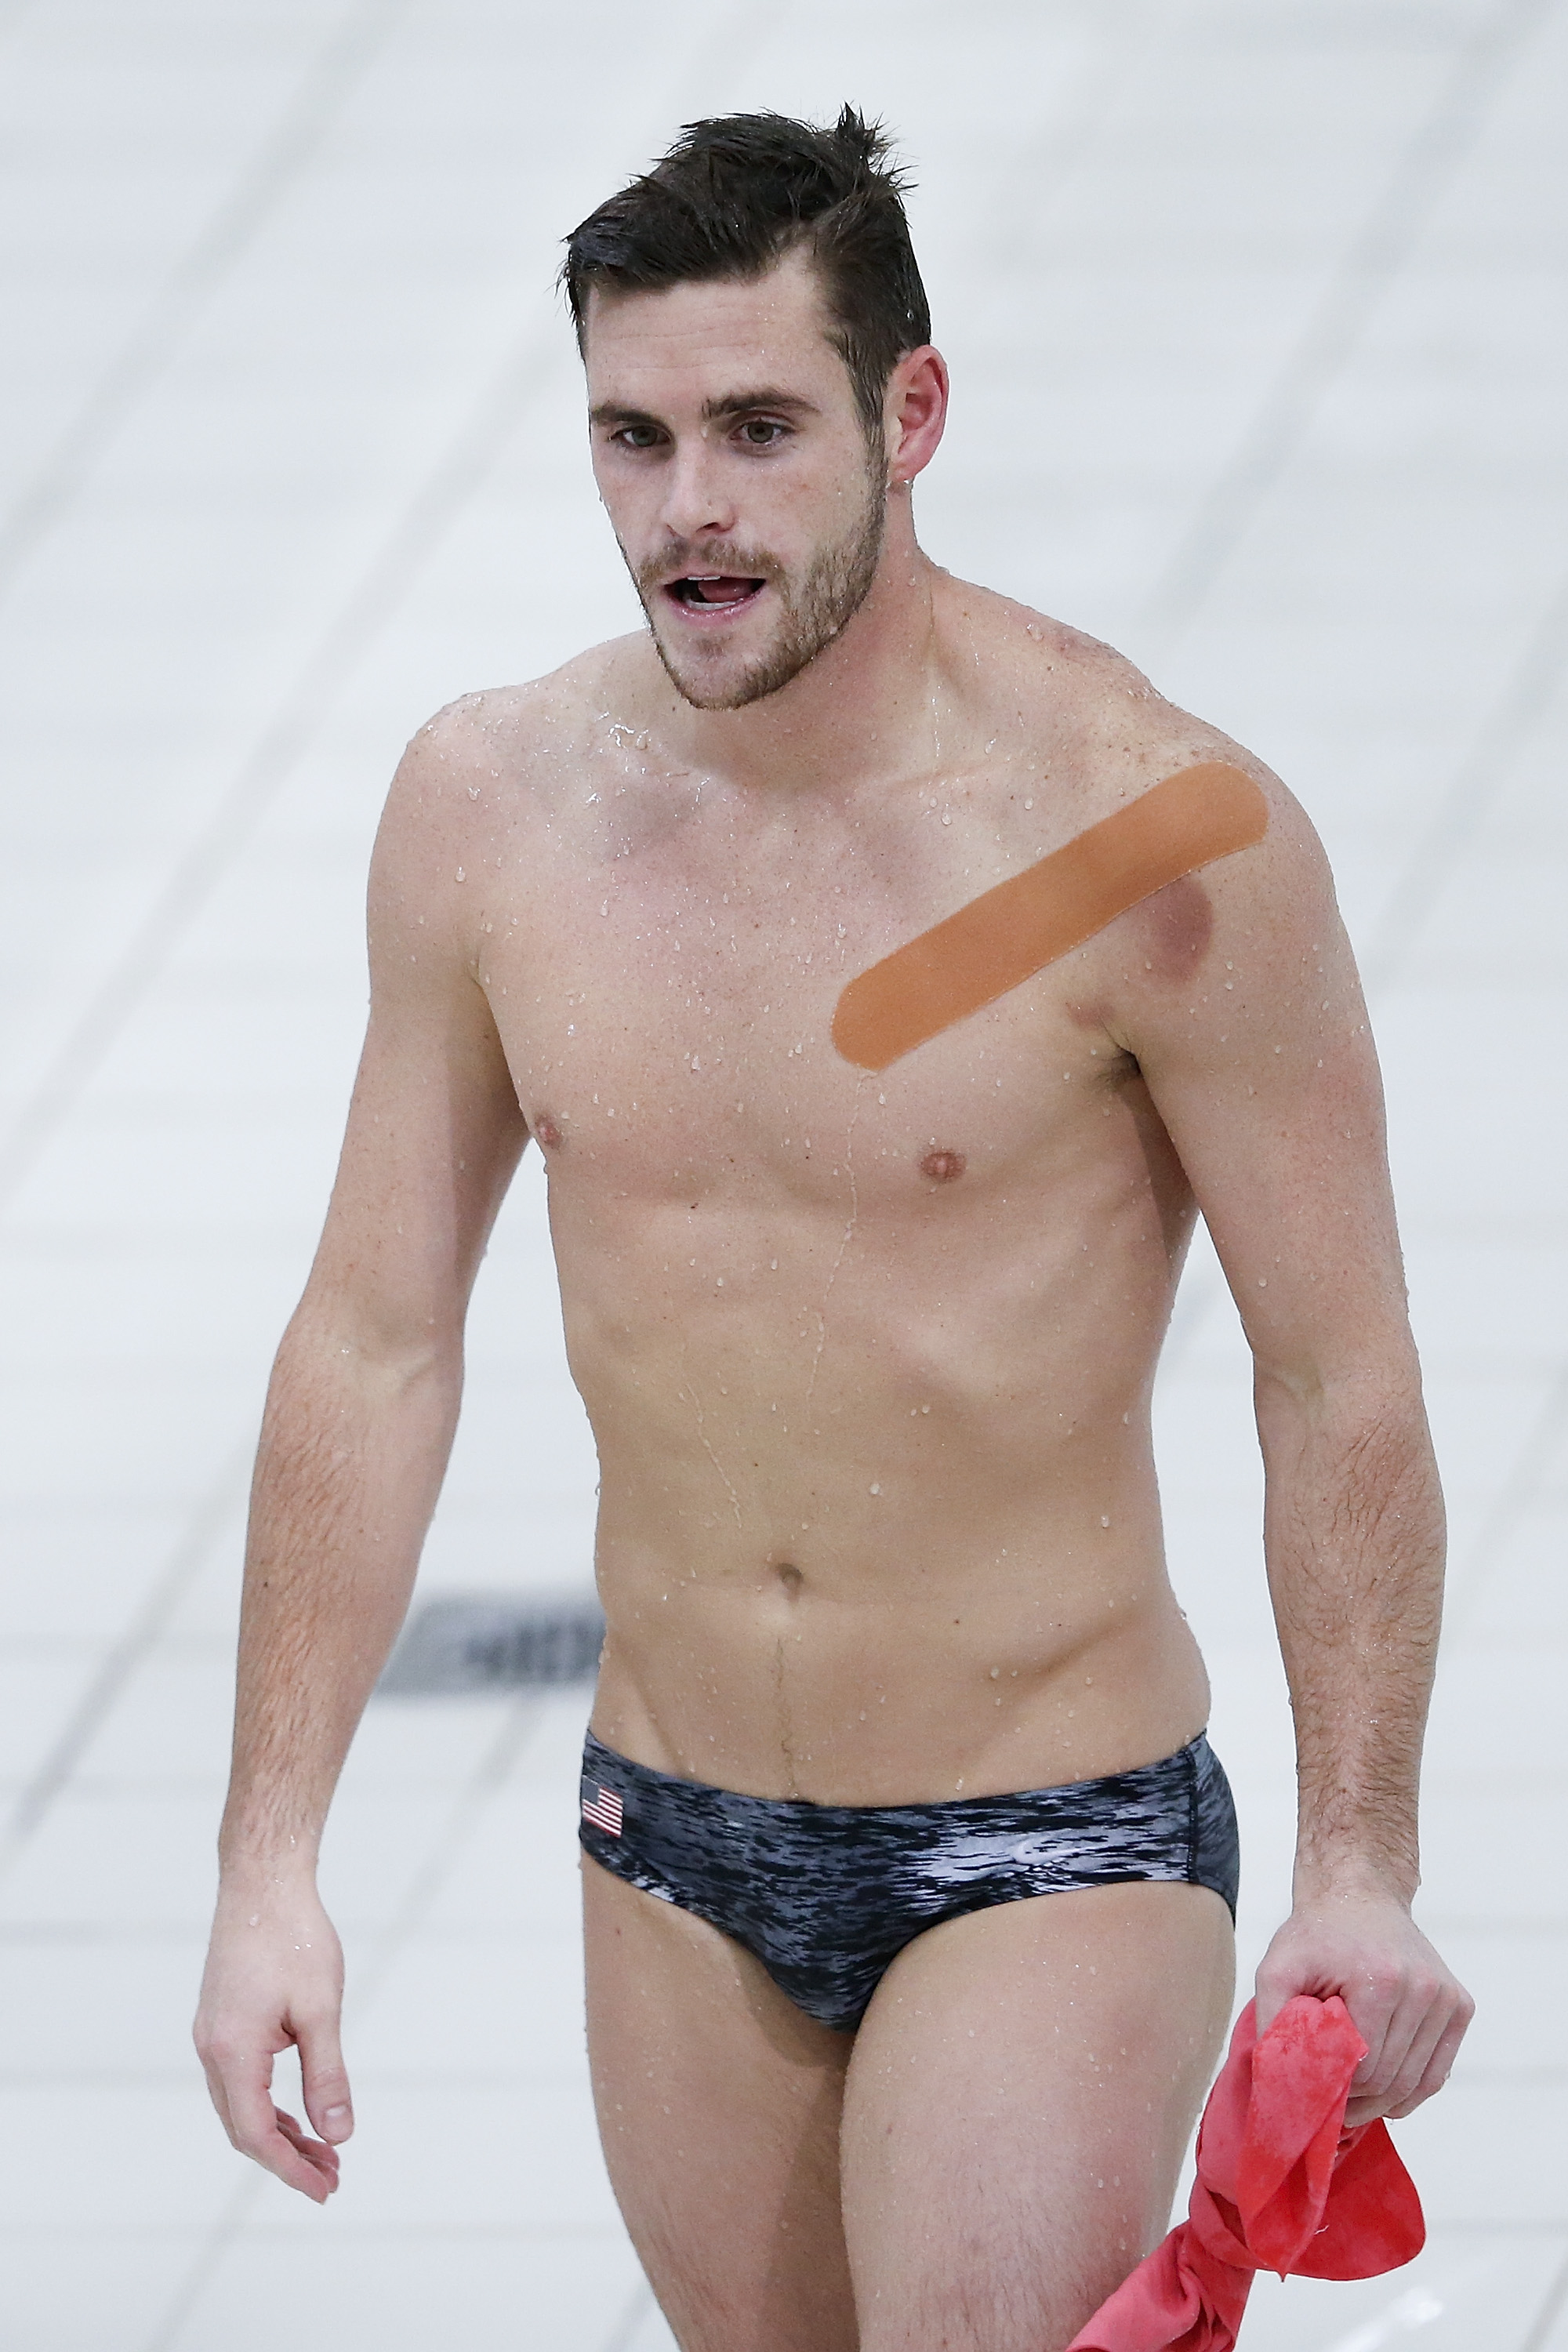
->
[[561, 107, 931, 436]]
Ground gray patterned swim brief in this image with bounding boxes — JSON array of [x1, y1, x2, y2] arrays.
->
[[579, 1730, 1239, 2033]]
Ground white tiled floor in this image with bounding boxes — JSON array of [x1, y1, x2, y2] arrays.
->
[[2, 2, 1563, 2346]]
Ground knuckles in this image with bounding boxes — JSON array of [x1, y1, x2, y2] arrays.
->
[[197, 2033, 245, 2072]]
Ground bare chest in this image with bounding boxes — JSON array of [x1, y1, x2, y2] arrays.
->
[[476, 815, 1153, 1224]]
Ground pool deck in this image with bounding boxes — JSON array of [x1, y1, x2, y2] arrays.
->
[[1, 2, 1564, 2344]]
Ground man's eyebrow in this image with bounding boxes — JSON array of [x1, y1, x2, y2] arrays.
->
[[590, 402, 662, 430], [589, 390, 822, 430], [700, 387, 821, 423]]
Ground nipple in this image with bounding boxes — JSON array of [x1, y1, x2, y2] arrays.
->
[[920, 1148, 967, 1184]]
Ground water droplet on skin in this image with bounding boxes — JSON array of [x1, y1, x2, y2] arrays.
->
[[455, 868, 465, 881], [1100, 1515, 1111, 1528], [869, 1483, 881, 1496]]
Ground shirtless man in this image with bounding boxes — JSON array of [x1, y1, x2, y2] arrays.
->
[[195, 110, 1472, 2350]]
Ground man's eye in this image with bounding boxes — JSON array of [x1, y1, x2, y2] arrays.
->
[[739, 419, 787, 447], [615, 426, 662, 450]]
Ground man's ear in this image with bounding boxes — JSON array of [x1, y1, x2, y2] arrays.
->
[[884, 347, 949, 487]]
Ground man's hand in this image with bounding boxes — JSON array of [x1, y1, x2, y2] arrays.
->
[[1255, 1890, 1473, 2128], [194, 1877, 353, 2202]]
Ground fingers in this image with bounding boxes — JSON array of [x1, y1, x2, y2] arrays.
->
[[196, 2031, 343, 2202], [1253, 1907, 1474, 2128], [1355, 1990, 1447, 2114], [195, 1894, 351, 2201], [1341, 1965, 1406, 2091], [241, 2094, 341, 2202], [1345, 1976, 1474, 2126], [274, 2107, 344, 2191], [296, 2005, 355, 2147], [228, 2069, 341, 2201], [1384, 1995, 1474, 2121], [1252, 1978, 1288, 2042], [1254, 1945, 1400, 2056]]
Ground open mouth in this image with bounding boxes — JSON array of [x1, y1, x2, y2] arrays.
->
[[664, 573, 768, 620]]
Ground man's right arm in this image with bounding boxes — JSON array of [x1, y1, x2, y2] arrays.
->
[[194, 715, 529, 2198]]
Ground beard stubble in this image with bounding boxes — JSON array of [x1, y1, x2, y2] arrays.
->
[[631, 459, 887, 713]]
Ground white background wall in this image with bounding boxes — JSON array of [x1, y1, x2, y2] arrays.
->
[[1, 2, 1563, 2346]]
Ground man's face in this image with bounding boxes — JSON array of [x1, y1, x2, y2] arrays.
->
[[585, 249, 887, 711]]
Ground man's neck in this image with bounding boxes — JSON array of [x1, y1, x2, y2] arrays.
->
[[658, 510, 953, 801]]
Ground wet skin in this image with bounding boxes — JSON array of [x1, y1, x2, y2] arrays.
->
[[196, 257, 1468, 2345], [442, 611, 1232, 1805]]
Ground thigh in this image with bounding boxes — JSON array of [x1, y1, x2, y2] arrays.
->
[[582, 1853, 858, 2352], [840, 1880, 1235, 2352]]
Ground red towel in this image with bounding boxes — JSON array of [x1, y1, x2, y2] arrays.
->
[[1065, 1994, 1425, 2351]]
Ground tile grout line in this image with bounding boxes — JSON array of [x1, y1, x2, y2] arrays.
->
[[1133, 0, 1566, 1381], [981, 0, 1165, 275], [1442, 1359, 1568, 1635], [0, 0, 413, 610], [1523, 2241, 1568, 2352], [8, 13, 1552, 2343], [119, 32, 765, 2336], [0, 321, 561, 1221], [600, 2278, 657, 2352], [20, 19, 758, 2332], [0, 0, 765, 1218], [138, 1693, 543, 2352], [0, 2221, 631, 2240], [1133, 0, 1555, 665], [1359, 561, 1568, 997], [0, 1433, 254, 1878], [1159, 544, 1568, 1377]]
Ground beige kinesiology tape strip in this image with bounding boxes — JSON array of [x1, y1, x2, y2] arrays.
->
[[832, 762, 1269, 1073]]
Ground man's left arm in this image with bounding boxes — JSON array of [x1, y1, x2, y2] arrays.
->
[[1109, 758, 1472, 2125]]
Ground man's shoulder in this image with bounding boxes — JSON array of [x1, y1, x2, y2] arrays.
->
[[952, 579, 1239, 786], [952, 577, 1318, 852], [397, 631, 656, 789], [368, 634, 660, 932]]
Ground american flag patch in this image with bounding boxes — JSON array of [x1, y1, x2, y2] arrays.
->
[[581, 1784, 623, 1837]]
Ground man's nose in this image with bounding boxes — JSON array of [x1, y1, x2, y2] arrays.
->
[[659, 437, 737, 545]]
